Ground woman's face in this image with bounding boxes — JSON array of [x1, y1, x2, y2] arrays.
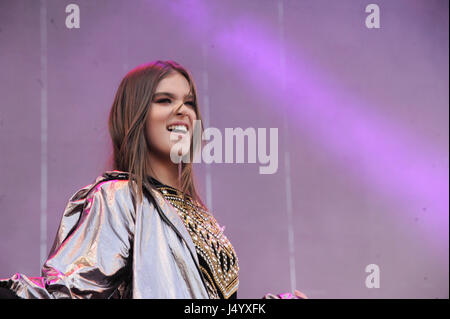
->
[[145, 71, 197, 162]]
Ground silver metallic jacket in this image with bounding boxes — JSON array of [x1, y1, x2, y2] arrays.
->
[[0, 170, 226, 298]]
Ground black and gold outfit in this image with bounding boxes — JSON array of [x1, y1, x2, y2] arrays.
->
[[149, 177, 239, 299]]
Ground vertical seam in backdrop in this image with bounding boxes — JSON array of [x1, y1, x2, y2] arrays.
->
[[202, 42, 213, 211], [40, 0, 48, 269], [278, 0, 297, 294]]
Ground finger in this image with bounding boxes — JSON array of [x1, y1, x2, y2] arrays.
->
[[294, 289, 308, 299]]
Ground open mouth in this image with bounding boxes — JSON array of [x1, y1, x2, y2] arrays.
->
[[167, 124, 188, 134]]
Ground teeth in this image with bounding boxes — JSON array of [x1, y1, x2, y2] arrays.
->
[[167, 124, 188, 133]]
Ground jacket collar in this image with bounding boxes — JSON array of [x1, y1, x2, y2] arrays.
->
[[146, 186, 199, 263], [102, 170, 200, 266]]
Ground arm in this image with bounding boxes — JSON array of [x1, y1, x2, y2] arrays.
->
[[0, 179, 135, 299]]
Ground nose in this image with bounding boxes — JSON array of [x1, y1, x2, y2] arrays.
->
[[174, 102, 190, 117]]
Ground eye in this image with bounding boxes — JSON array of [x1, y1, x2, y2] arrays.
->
[[155, 98, 171, 104], [185, 101, 196, 108]]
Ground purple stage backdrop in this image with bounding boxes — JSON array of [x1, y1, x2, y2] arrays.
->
[[0, 0, 448, 298]]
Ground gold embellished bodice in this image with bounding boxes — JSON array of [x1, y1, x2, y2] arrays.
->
[[149, 177, 239, 299]]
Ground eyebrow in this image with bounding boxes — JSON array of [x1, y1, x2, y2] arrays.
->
[[153, 92, 194, 99]]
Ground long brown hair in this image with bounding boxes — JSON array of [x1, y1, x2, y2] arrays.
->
[[108, 60, 206, 208]]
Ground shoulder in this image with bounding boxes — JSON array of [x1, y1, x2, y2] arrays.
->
[[53, 171, 136, 252], [68, 170, 134, 206]]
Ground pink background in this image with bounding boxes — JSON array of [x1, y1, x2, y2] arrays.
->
[[0, 0, 448, 298]]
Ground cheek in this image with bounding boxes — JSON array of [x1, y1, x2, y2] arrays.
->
[[190, 109, 198, 122], [148, 105, 169, 123], [145, 106, 171, 147], [187, 111, 198, 134]]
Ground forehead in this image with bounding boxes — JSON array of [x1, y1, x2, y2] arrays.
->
[[155, 72, 191, 96]]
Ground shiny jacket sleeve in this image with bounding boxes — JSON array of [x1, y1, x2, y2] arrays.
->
[[0, 179, 135, 299]]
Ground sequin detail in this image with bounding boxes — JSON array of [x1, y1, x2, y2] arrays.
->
[[153, 182, 239, 299]]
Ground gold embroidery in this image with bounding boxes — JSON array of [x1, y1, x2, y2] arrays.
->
[[155, 185, 239, 299], [199, 265, 220, 299]]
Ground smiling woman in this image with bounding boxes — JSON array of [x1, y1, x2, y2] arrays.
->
[[0, 60, 307, 300], [0, 60, 240, 299], [108, 61, 206, 207], [144, 71, 199, 189]]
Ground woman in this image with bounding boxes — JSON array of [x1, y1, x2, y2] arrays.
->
[[0, 60, 306, 299]]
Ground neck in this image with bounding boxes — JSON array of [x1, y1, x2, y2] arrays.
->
[[147, 152, 181, 190]]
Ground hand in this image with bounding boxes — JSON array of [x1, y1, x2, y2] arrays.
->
[[294, 289, 308, 299], [262, 289, 308, 299]]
